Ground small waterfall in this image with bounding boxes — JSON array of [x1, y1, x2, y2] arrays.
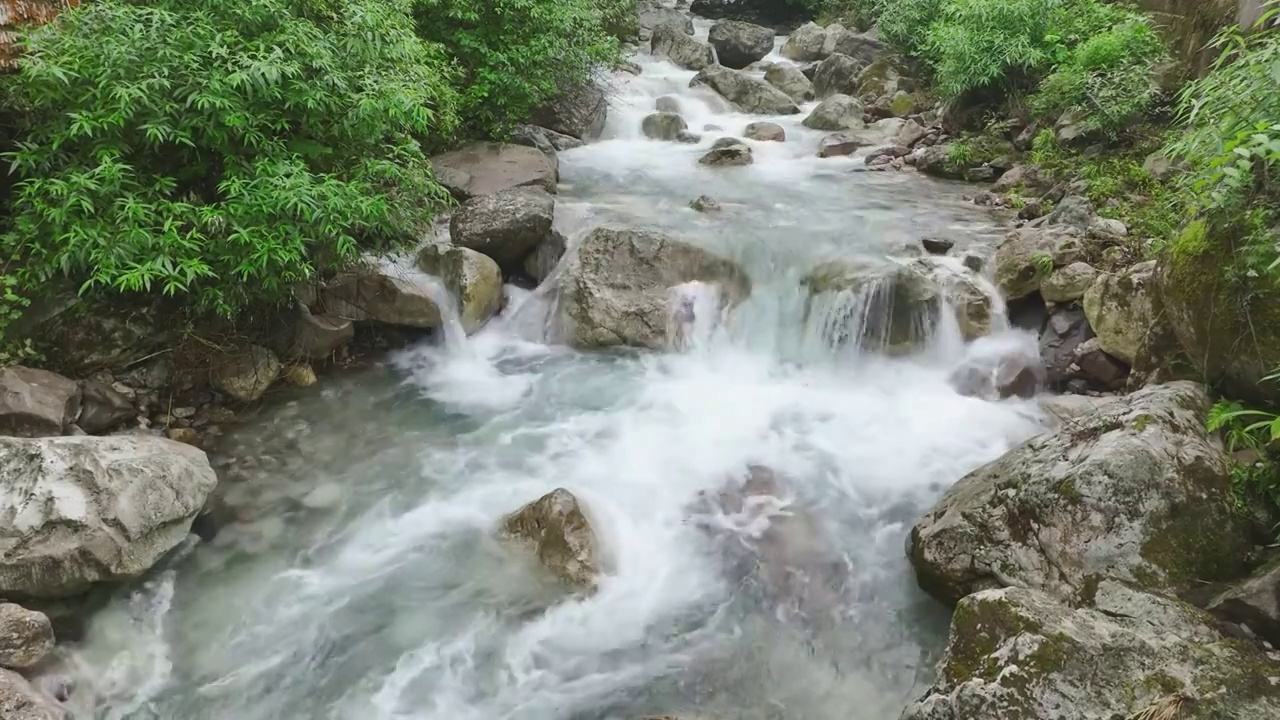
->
[[666, 281, 725, 352], [419, 273, 470, 355]]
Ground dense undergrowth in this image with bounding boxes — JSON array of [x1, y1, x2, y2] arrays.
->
[[0, 0, 625, 349]]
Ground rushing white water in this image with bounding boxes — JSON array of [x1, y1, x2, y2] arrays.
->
[[55, 15, 1054, 720]]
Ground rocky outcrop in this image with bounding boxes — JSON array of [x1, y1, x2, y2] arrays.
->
[[903, 583, 1280, 720], [812, 52, 862, 98], [1082, 260, 1156, 365], [499, 488, 600, 590], [533, 81, 607, 141], [0, 436, 217, 598], [449, 187, 556, 271], [698, 137, 753, 166], [762, 64, 814, 103], [1208, 557, 1280, 647], [75, 381, 134, 434], [708, 20, 775, 69], [211, 345, 279, 403], [993, 226, 1085, 300], [642, 111, 689, 141], [0, 367, 80, 437], [430, 143, 558, 199], [651, 25, 715, 70], [743, 121, 785, 142], [690, 66, 800, 114], [417, 244, 504, 334], [0, 604, 52, 670], [0, 668, 62, 720], [908, 381, 1252, 605], [555, 226, 750, 349], [780, 21, 827, 61], [801, 93, 864, 131]]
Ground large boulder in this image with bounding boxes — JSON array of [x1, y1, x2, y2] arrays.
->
[[0, 669, 62, 720], [812, 52, 862, 98], [638, 0, 694, 38], [816, 131, 875, 158], [801, 93, 864, 131], [689, 66, 800, 114], [1156, 218, 1280, 406], [499, 488, 600, 590], [993, 226, 1085, 300], [75, 381, 134, 434], [1208, 557, 1280, 647], [0, 604, 53, 670], [780, 22, 827, 62], [0, 367, 80, 438], [1082, 260, 1156, 365], [533, 81, 608, 141], [743, 121, 785, 141], [211, 345, 280, 404], [508, 124, 583, 157], [0, 436, 217, 598], [651, 25, 716, 70], [319, 262, 446, 329], [689, 0, 802, 28], [762, 64, 814, 103], [708, 20, 775, 69], [801, 259, 942, 354], [902, 583, 1280, 720], [908, 381, 1253, 605], [699, 138, 754, 166], [824, 28, 891, 66], [641, 111, 689, 141], [556, 226, 751, 349], [429, 143, 558, 199], [417, 244, 504, 335], [449, 187, 556, 271]]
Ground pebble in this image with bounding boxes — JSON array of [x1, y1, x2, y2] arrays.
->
[[165, 428, 201, 446], [172, 406, 197, 419], [284, 364, 318, 388]]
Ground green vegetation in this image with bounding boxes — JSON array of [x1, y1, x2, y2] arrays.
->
[[1207, 377, 1280, 534], [0, 0, 624, 344]]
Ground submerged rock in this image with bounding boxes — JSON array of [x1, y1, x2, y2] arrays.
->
[[651, 26, 716, 70], [0, 436, 217, 598], [417, 244, 504, 334], [690, 195, 722, 212], [211, 345, 280, 404], [450, 187, 556, 272], [0, 604, 53, 670], [742, 121, 785, 142], [429, 143, 558, 199], [690, 66, 800, 115], [908, 381, 1252, 605], [641, 112, 690, 141], [698, 138, 753, 166], [0, 367, 80, 438], [763, 64, 814, 103], [1083, 260, 1156, 365], [903, 583, 1280, 720], [556, 226, 750, 349], [499, 488, 600, 590], [707, 19, 775, 69], [801, 94, 864, 131]]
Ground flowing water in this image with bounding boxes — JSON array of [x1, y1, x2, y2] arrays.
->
[[57, 14, 1054, 720]]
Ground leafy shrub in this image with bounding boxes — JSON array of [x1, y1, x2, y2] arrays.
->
[[803, 0, 881, 29], [1, 0, 461, 318], [922, 0, 1057, 97], [877, 0, 943, 53], [413, 0, 626, 138]]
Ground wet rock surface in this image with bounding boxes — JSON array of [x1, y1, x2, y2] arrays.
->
[[499, 488, 601, 590]]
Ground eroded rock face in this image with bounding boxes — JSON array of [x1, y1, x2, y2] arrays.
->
[[0, 604, 53, 670], [429, 143, 558, 199], [417, 244, 504, 334], [450, 187, 556, 271], [908, 381, 1252, 606], [690, 66, 800, 115], [211, 345, 279, 404], [651, 26, 716, 70], [556, 226, 751, 349], [499, 488, 600, 590], [801, 93, 864, 131], [902, 583, 1280, 720], [0, 368, 80, 438], [0, 436, 217, 599], [1083, 260, 1156, 365], [708, 19, 775, 69]]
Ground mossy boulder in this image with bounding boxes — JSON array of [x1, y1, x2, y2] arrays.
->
[[993, 226, 1086, 300], [908, 381, 1252, 606], [1082, 260, 1157, 365], [902, 582, 1280, 720], [1156, 217, 1280, 407], [915, 137, 1016, 180]]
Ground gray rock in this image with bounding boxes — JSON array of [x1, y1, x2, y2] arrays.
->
[[921, 238, 953, 255], [801, 93, 864, 131], [801, 259, 942, 354], [508, 125, 584, 157], [418, 244, 504, 334], [0, 435, 217, 598], [816, 131, 874, 158], [908, 381, 1252, 605], [641, 111, 689, 141], [742, 121, 785, 142], [895, 119, 926, 148], [1075, 337, 1129, 389], [0, 668, 62, 720], [1045, 194, 1097, 231], [556, 226, 751, 349], [638, 1, 693, 37], [708, 19, 775, 69], [812, 52, 862, 98], [1039, 305, 1095, 388], [820, 23, 846, 56], [911, 257, 996, 340], [991, 163, 1054, 196], [676, 130, 702, 144], [0, 604, 52, 670], [949, 343, 1044, 400], [1209, 557, 1280, 647], [450, 187, 555, 270], [690, 66, 800, 115], [655, 96, 681, 114], [1143, 150, 1174, 180], [523, 230, 567, 284], [430, 143, 558, 199], [0, 367, 80, 438], [824, 29, 890, 66], [762, 64, 814, 103], [903, 583, 1280, 720], [698, 139, 753, 166], [780, 22, 827, 62], [1039, 261, 1097, 303], [287, 308, 354, 360], [75, 381, 134, 434], [533, 81, 607, 140], [651, 25, 716, 70], [499, 488, 601, 590], [320, 263, 444, 329], [993, 226, 1083, 300], [212, 345, 279, 403], [690, 195, 722, 212], [1083, 260, 1156, 365]]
